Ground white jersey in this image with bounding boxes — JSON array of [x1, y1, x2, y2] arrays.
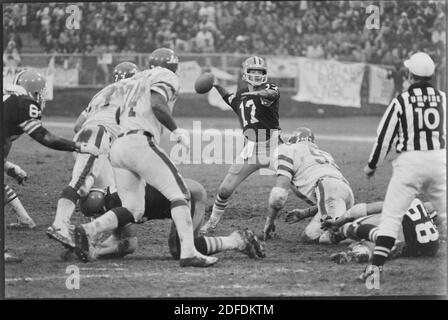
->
[[115, 67, 179, 144], [81, 83, 124, 139], [274, 142, 348, 203]]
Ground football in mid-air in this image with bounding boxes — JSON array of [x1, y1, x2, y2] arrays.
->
[[194, 73, 215, 94]]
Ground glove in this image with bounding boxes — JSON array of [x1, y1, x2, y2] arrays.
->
[[6, 164, 28, 185], [285, 208, 313, 224], [263, 216, 276, 241], [173, 128, 190, 152], [364, 165, 376, 179], [320, 215, 333, 231], [77, 142, 100, 156]]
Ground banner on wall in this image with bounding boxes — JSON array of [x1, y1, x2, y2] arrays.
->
[[291, 58, 365, 108], [266, 56, 300, 78], [368, 65, 395, 105], [3, 66, 54, 100], [178, 60, 202, 93]]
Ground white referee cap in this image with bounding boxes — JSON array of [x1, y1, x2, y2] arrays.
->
[[404, 52, 435, 77]]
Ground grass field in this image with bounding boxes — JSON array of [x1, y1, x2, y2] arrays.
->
[[4, 116, 447, 298]]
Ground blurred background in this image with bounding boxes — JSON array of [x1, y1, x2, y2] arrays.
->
[[2, 1, 446, 117]]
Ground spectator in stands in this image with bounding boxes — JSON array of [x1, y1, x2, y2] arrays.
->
[[3, 40, 21, 67]]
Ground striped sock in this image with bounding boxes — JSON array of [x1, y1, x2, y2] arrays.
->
[[5, 185, 33, 223], [210, 194, 229, 221], [356, 224, 379, 242], [372, 235, 395, 266], [199, 236, 237, 255]]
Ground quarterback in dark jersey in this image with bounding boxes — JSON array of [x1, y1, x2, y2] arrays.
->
[[3, 70, 101, 263], [71, 179, 265, 262], [201, 56, 282, 233]]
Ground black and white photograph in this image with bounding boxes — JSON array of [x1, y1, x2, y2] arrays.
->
[[2, 0, 446, 302]]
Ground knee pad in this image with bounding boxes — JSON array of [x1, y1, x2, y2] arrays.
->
[[61, 186, 80, 204], [111, 207, 137, 227], [269, 187, 288, 210]]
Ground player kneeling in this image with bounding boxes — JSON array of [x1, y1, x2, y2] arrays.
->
[[71, 179, 265, 261], [264, 127, 354, 243]]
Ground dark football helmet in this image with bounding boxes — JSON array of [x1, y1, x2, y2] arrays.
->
[[242, 56, 268, 87], [113, 61, 139, 82], [79, 188, 107, 218], [148, 48, 179, 73], [13, 69, 47, 106], [287, 127, 315, 144]]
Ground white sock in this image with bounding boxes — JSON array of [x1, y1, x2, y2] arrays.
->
[[171, 205, 197, 258], [53, 198, 76, 227], [8, 198, 33, 223], [83, 210, 118, 237]]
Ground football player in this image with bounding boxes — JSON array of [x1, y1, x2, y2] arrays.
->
[[200, 56, 281, 233], [69, 178, 265, 261], [47, 62, 138, 249], [307, 199, 440, 264], [72, 48, 217, 267], [3, 70, 100, 262], [264, 127, 355, 243]]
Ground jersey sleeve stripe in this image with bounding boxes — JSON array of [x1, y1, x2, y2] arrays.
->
[[277, 165, 294, 178], [19, 119, 42, 134], [151, 86, 169, 101], [368, 99, 399, 168], [154, 81, 176, 96], [278, 155, 294, 165], [224, 93, 235, 105], [278, 160, 294, 170]]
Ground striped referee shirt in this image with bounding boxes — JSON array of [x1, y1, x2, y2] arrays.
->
[[368, 81, 446, 169]]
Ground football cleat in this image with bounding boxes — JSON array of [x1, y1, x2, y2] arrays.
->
[[358, 264, 383, 283], [199, 214, 222, 234], [46, 224, 75, 249], [73, 225, 91, 263], [179, 254, 218, 268], [389, 241, 408, 260], [330, 251, 352, 264], [7, 219, 36, 230], [234, 228, 266, 259], [351, 243, 371, 263]]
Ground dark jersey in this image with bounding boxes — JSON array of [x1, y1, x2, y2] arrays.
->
[[3, 93, 42, 157], [105, 184, 195, 220], [223, 83, 280, 142], [401, 200, 439, 257]]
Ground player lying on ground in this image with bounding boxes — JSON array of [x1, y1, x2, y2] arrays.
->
[[263, 127, 355, 243], [285, 199, 441, 263], [47, 62, 139, 249], [72, 48, 217, 267], [3, 70, 101, 263], [200, 56, 282, 234], [67, 178, 265, 261]]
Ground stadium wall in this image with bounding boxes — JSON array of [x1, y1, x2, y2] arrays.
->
[[44, 87, 387, 118]]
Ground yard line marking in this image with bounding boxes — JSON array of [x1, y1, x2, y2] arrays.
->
[[45, 121, 375, 143], [5, 271, 204, 283]]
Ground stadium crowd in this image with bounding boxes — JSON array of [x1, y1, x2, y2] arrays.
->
[[3, 1, 446, 67]]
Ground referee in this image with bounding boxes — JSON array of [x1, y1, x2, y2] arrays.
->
[[360, 52, 446, 281]]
